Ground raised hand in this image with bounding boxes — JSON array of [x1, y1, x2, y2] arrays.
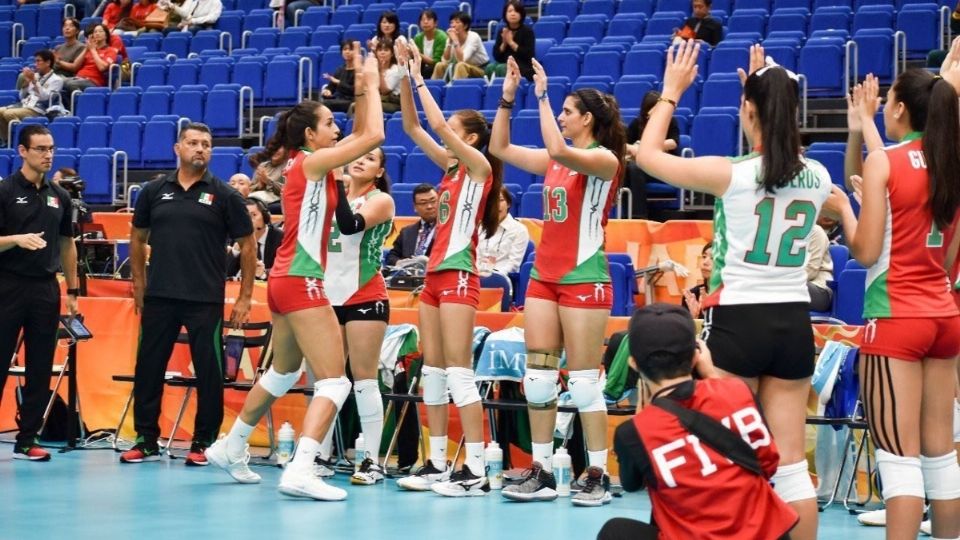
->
[[531, 58, 548, 98], [362, 49, 379, 81], [662, 39, 700, 100], [503, 56, 521, 99], [846, 84, 862, 132], [409, 43, 424, 83], [351, 41, 363, 71], [737, 43, 765, 86], [940, 37, 960, 93], [857, 73, 881, 122]]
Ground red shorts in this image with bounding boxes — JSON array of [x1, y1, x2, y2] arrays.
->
[[419, 270, 480, 308], [860, 316, 960, 361], [267, 275, 330, 314], [526, 278, 613, 309]]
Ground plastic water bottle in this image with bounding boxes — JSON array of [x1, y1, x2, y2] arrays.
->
[[553, 447, 572, 497], [485, 442, 504, 490], [354, 433, 366, 472], [277, 422, 295, 466]]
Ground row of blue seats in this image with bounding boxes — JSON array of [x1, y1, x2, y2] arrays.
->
[[545, 0, 952, 18]]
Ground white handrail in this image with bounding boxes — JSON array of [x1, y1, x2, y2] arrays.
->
[[111, 150, 129, 206], [843, 40, 858, 96], [220, 31, 232, 54], [893, 30, 906, 81], [298, 56, 313, 103], [258, 115, 272, 146], [239, 85, 254, 137]]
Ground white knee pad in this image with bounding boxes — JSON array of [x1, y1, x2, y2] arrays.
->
[[876, 449, 925, 500], [446, 367, 481, 408], [258, 366, 301, 398], [771, 461, 817, 503], [421, 365, 449, 406], [523, 370, 559, 409], [313, 376, 352, 410], [921, 451, 960, 500], [568, 369, 607, 414], [354, 379, 383, 422]]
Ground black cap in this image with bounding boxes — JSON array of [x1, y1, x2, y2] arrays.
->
[[627, 303, 697, 363]]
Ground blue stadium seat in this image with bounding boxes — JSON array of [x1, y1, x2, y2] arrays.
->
[[767, 11, 808, 34], [568, 14, 609, 40], [799, 36, 846, 96], [853, 28, 896, 81], [805, 149, 845, 186], [511, 115, 544, 148], [78, 148, 117, 204], [397, 2, 427, 27], [430, 0, 460, 26], [199, 56, 234, 87], [814, 0, 852, 8], [242, 9, 275, 33], [503, 157, 536, 192], [545, 0, 579, 18], [210, 146, 243, 179], [607, 14, 646, 38], [619, 0, 654, 15], [834, 268, 865, 324], [708, 41, 752, 76], [247, 27, 279, 51], [49, 117, 80, 150], [13, 5, 38, 39], [691, 112, 738, 156], [762, 41, 800, 70], [161, 32, 191, 58], [519, 191, 543, 219], [774, 0, 812, 8], [657, 0, 693, 14], [728, 9, 768, 34], [140, 85, 174, 118], [624, 45, 666, 79], [572, 75, 614, 93], [734, 0, 771, 9], [204, 84, 245, 136], [19, 37, 50, 59], [297, 5, 331, 26], [132, 58, 168, 88], [810, 6, 852, 32], [310, 25, 343, 49], [142, 116, 179, 168], [443, 84, 483, 111], [51, 148, 80, 176], [362, 3, 398, 25], [701, 73, 742, 108], [74, 87, 110, 120], [533, 18, 568, 42], [37, 3, 62, 39], [383, 150, 403, 184], [853, 6, 894, 31], [172, 84, 207, 123], [582, 49, 623, 78], [110, 118, 144, 168], [343, 23, 375, 43], [263, 55, 303, 105], [189, 29, 221, 55], [403, 151, 437, 184], [385, 116, 415, 151], [330, 4, 363, 26], [214, 10, 244, 46], [107, 86, 142, 120], [582, 0, 617, 16], [483, 79, 528, 111], [168, 58, 201, 87], [232, 55, 266, 101], [278, 25, 310, 50], [645, 10, 685, 36], [614, 75, 657, 107], [895, 3, 939, 58]]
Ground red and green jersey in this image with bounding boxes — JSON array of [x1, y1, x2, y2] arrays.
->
[[863, 135, 959, 319], [531, 157, 618, 284], [325, 187, 393, 306], [270, 149, 338, 280], [427, 164, 492, 274]]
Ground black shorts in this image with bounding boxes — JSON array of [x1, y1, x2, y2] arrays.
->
[[702, 302, 814, 380], [333, 300, 390, 325]]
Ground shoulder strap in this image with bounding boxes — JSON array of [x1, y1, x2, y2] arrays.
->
[[652, 397, 764, 476]]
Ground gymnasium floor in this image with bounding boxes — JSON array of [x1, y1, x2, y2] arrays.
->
[[0, 444, 887, 540]]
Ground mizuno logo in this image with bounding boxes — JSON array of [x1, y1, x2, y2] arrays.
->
[[15, 197, 27, 204], [575, 294, 592, 302], [356, 308, 372, 314], [161, 193, 174, 200]]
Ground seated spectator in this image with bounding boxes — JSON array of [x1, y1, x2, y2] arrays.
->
[[60, 23, 119, 100], [226, 198, 280, 280], [376, 11, 401, 42], [603, 303, 798, 540], [674, 0, 722, 47], [228, 173, 252, 198], [624, 91, 680, 218], [477, 186, 529, 276], [103, 0, 134, 32], [486, 0, 534, 80], [0, 50, 63, 144], [817, 214, 845, 245], [158, 0, 222, 33], [386, 183, 437, 267], [432, 11, 488, 81], [413, 9, 447, 80], [376, 37, 404, 114], [249, 146, 286, 206], [113, 0, 161, 33], [53, 18, 85, 78], [681, 241, 711, 319], [284, 0, 322, 27], [321, 41, 356, 113], [806, 223, 833, 312]]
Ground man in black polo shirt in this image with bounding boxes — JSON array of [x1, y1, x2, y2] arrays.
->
[[0, 124, 79, 462], [121, 123, 256, 466]]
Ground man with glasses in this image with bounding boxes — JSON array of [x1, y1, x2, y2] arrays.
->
[[0, 50, 63, 146], [386, 183, 438, 267], [0, 125, 79, 461], [121, 123, 256, 466]]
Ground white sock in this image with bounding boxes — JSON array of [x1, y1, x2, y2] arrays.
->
[[465, 442, 485, 475], [226, 418, 255, 458], [588, 449, 608, 470], [533, 442, 554, 472], [291, 436, 320, 468], [429, 435, 448, 470], [317, 421, 335, 461], [354, 379, 384, 463]]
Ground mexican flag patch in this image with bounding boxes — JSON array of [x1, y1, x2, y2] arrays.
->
[[198, 192, 214, 205], [46, 196, 59, 208]]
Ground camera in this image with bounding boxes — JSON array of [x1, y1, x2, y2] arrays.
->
[[58, 176, 85, 199]]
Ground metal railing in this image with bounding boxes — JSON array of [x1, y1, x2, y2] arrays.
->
[[843, 40, 858, 96], [239, 85, 255, 137], [893, 30, 906, 81], [111, 150, 130, 206], [298, 56, 314, 103]]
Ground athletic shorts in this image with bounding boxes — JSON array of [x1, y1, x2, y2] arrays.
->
[[860, 316, 960, 362], [333, 299, 390, 325], [703, 303, 814, 380], [267, 275, 330, 314], [526, 278, 613, 309], [419, 270, 480, 308]]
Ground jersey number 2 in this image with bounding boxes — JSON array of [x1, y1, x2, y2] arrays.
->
[[328, 226, 342, 253], [744, 198, 817, 267]]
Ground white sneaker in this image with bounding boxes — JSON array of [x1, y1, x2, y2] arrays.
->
[[856, 509, 886, 526], [205, 438, 261, 484], [920, 519, 931, 536], [396, 460, 450, 491], [278, 464, 348, 501], [431, 464, 489, 497], [313, 456, 336, 478], [351, 458, 385, 485]]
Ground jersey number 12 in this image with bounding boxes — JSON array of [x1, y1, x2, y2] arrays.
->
[[744, 198, 817, 267]]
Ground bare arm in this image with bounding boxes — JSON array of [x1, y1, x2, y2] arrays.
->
[[336, 43, 365, 148], [130, 227, 148, 314], [59, 236, 78, 290], [230, 233, 255, 325], [397, 41, 451, 169], [489, 56, 551, 176], [844, 150, 889, 267]]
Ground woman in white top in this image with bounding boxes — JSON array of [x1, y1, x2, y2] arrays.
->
[[376, 37, 404, 113], [478, 186, 530, 276]]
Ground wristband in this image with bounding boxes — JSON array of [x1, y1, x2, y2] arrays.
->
[[416, 83, 425, 89], [355, 92, 366, 98], [537, 91, 549, 102], [657, 97, 678, 108], [498, 97, 515, 109], [67, 288, 79, 296]]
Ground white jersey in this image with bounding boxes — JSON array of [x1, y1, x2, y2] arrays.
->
[[704, 153, 832, 308], [325, 189, 392, 306]]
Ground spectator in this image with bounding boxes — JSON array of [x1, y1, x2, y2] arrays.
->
[[249, 146, 286, 208], [159, 0, 222, 33], [284, 0, 320, 27], [674, 0, 722, 47], [385, 183, 437, 267], [113, 0, 161, 33], [805, 223, 833, 312], [228, 173, 252, 197], [65, 0, 98, 19], [376, 11, 401, 42], [321, 41, 357, 113], [376, 37, 404, 113], [817, 213, 845, 245], [431, 11, 488, 81], [603, 303, 798, 540], [413, 9, 447, 80], [477, 186, 529, 276], [681, 242, 711, 318], [53, 19, 85, 78], [0, 50, 62, 144], [60, 23, 119, 100], [624, 91, 680, 219], [103, 0, 134, 32], [226, 198, 281, 280], [486, 0, 535, 80]]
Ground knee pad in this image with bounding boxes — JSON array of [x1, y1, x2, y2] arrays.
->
[[771, 461, 817, 503], [312, 376, 352, 410], [258, 366, 301, 398], [353, 379, 383, 422], [446, 367, 481, 408], [876, 449, 925, 500], [568, 369, 607, 414], [421, 365, 449, 406], [524, 351, 560, 409], [921, 451, 960, 500]]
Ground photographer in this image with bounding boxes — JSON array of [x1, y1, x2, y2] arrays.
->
[[602, 303, 797, 540]]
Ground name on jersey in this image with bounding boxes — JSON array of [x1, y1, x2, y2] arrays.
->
[[786, 169, 821, 190], [650, 406, 771, 488]]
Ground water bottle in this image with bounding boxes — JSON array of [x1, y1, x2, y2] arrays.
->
[[276, 422, 295, 467], [354, 433, 366, 472], [553, 447, 572, 497], [485, 442, 504, 490]]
